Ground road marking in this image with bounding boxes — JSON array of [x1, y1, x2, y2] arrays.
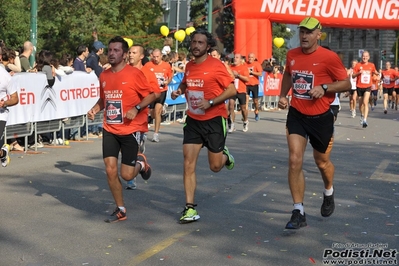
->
[[232, 182, 270, 204], [370, 159, 398, 182], [126, 230, 191, 265]]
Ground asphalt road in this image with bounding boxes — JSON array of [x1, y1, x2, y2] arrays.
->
[[0, 97, 398, 266]]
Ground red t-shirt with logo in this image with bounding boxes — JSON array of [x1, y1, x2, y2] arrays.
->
[[354, 62, 377, 89], [182, 56, 234, 121], [285, 46, 347, 116], [100, 64, 153, 135], [246, 61, 263, 86], [142, 61, 172, 93], [230, 64, 249, 94], [395, 70, 399, 89], [381, 68, 396, 89]]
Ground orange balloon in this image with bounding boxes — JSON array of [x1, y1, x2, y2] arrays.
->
[[273, 37, 284, 48]]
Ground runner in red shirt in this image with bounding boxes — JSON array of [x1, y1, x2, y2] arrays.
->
[[278, 17, 350, 230], [352, 51, 378, 126], [246, 53, 263, 121], [143, 49, 173, 143], [171, 29, 236, 224], [229, 53, 250, 132], [125, 44, 161, 190], [87, 36, 156, 223], [395, 66, 399, 109], [381, 61, 398, 113]]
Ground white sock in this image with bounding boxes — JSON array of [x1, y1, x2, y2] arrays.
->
[[293, 203, 304, 215], [118, 206, 126, 212], [324, 186, 334, 196]]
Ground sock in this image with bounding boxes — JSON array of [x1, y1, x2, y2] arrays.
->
[[324, 186, 334, 196], [118, 206, 126, 212], [293, 203, 304, 215], [137, 161, 145, 172], [186, 203, 197, 209]]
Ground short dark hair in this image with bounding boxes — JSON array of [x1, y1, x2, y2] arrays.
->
[[76, 45, 87, 56], [191, 29, 216, 48], [109, 36, 129, 53]]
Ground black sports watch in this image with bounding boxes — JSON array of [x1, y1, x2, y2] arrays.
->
[[135, 105, 141, 112], [321, 84, 328, 93], [208, 99, 214, 107]]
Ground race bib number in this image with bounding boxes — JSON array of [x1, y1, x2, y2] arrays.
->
[[187, 90, 205, 115], [383, 77, 391, 85], [361, 73, 371, 84], [234, 78, 239, 90], [396, 79, 399, 86], [106, 100, 123, 124], [292, 72, 313, 100]]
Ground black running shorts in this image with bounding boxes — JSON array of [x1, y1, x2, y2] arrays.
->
[[150, 91, 167, 108], [246, 85, 259, 99], [357, 87, 371, 97], [383, 88, 394, 96], [286, 106, 334, 153], [102, 129, 140, 166], [183, 115, 226, 153]]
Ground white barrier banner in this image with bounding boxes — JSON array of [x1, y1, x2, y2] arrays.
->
[[7, 72, 100, 126]]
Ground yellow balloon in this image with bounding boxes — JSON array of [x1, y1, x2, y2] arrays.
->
[[273, 37, 284, 48], [185, 26, 196, 36], [320, 32, 327, 41], [123, 38, 133, 48], [174, 30, 186, 42], [160, 25, 169, 37]]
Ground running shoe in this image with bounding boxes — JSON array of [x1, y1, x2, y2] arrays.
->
[[351, 110, 356, 118], [126, 178, 137, 190], [137, 153, 151, 180], [255, 113, 260, 121], [321, 193, 335, 217], [384, 110, 387, 114], [152, 133, 159, 143], [139, 134, 147, 154], [179, 206, 200, 224], [243, 121, 249, 132], [396, 105, 398, 111], [1, 144, 10, 167], [392, 101, 395, 109], [104, 207, 127, 223], [223, 146, 235, 170], [228, 123, 235, 133], [285, 209, 307, 229], [359, 115, 364, 125], [362, 120, 368, 128]]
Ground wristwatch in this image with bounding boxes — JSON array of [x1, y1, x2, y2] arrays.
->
[[208, 100, 214, 107], [321, 84, 328, 93], [135, 105, 141, 112]]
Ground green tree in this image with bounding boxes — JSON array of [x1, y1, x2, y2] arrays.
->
[[0, 0, 164, 57], [272, 23, 295, 65]]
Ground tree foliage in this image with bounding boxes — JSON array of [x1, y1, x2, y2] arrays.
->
[[0, 0, 164, 58], [272, 23, 295, 64]]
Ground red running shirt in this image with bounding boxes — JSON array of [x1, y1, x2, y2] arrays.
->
[[246, 61, 263, 85], [230, 64, 249, 94], [142, 61, 172, 93], [381, 68, 396, 88], [354, 62, 377, 89], [100, 64, 153, 135], [182, 56, 234, 121], [285, 46, 347, 116]]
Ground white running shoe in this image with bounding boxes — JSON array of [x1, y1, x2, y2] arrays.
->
[[152, 133, 159, 143], [243, 121, 249, 132], [1, 144, 10, 167]]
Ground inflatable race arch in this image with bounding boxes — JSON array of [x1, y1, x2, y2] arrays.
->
[[233, 0, 399, 61]]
